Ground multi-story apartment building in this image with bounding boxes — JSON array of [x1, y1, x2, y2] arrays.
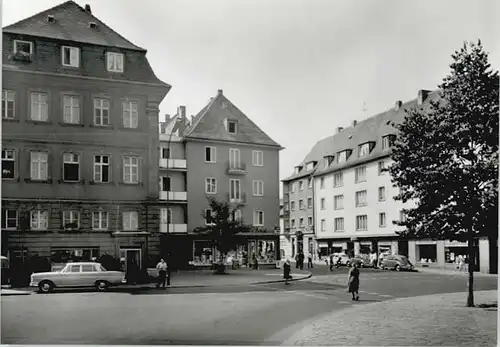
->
[[1, 1, 170, 274], [286, 89, 496, 274], [157, 90, 282, 268]]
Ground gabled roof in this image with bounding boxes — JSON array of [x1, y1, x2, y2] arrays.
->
[[282, 90, 441, 181], [184, 90, 281, 148], [3, 0, 145, 51]]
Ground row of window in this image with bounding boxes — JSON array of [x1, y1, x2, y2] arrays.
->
[[13, 40, 125, 72], [289, 161, 387, 193], [204, 178, 265, 196], [2, 209, 140, 231], [204, 208, 265, 226], [2, 149, 139, 184], [204, 146, 264, 166], [2, 90, 140, 128], [288, 186, 388, 211], [317, 211, 407, 232]]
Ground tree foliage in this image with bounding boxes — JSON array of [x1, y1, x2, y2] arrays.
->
[[389, 40, 499, 241]]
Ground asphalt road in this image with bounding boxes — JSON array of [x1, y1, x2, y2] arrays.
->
[[2, 268, 497, 345]]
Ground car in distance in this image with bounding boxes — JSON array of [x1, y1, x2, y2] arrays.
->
[[380, 255, 414, 271], [351, 254, 370, 268], [30, 262, 126, 293], [332, 253, 351, 266]]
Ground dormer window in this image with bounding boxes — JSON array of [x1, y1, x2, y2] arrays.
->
[[306, 161, 316, 171], [323, 155, 334, 168], [358, 143, 370, 157], [62, 46, 80, 67], [228, 120, 237, 134], [106, 52, 124, 73], [294, 166, 303, 174], [337, 150, 350, 164], [382, 135, 396, 151]]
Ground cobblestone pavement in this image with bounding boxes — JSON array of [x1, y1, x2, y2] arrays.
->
[[281, 290, 498, 346]]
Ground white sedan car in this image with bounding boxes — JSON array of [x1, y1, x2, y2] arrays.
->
[[30, 262, 126, 293]]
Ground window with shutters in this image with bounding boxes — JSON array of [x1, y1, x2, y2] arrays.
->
[[123, 156, 139, 183], [94, 155, 110, 183], [61, 46, 80, 67], [106, 52, 124, 72], [123, 101, 138, 128], [2, 149, 15, 179], [31, 210, 48, 230], [122, 211, 138, 231], [94, 99, 110, 126], [2, 209, 18, 229], [63, 95, 80, 124], [30, 151, 48, 180], [92, 211, 109, 230], [30, 92, 48, 121], [63, 153, 80, 182], [2, 90, 15, 119]]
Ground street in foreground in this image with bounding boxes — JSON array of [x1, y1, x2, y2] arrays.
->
[[1, 270, 497, 345]]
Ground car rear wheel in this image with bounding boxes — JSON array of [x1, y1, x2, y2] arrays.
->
[[95, 280, 109, 292], [395, 265, 401, 272], [38, 280, 54, 294]]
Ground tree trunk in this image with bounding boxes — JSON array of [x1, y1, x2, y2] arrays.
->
[[466, 227, 475, 307]]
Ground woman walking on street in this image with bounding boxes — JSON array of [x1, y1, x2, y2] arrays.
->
[[347, 263, 360, 301], [283, 259, 292, 285]]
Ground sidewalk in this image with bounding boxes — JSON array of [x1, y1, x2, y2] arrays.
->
[[1, 288, 34, 296], [282, 290, 498, 346], [416, 266, 498, 277]]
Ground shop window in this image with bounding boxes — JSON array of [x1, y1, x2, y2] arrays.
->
[[417, 245, 437, 263], [193, 241, 214, 265]]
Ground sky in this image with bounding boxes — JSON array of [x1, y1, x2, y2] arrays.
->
[[2, 0, 499, 186]]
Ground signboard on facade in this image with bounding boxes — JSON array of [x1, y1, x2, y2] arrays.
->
[[444, 240, 468, 247]]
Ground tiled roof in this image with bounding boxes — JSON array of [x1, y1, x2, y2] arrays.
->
[[282, 90, 441, 181], [184, 90, 282, 148], [3, 1, 145, 51]]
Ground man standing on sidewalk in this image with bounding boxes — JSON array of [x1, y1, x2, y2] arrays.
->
[[307, 254, 313, 269], [156, 258, 168, 289]]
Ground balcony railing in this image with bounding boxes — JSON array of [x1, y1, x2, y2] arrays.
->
[[160, 223, 187, 234], [159, 158, 187, 170], [226, 192, 247, 204], [226, 161, 246, 175], [159, 191, 187, 201]]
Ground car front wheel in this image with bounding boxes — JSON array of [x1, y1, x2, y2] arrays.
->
[[95, 280, 109, 292], [395, 265, 401, 271], [38, 280, 54, 294]]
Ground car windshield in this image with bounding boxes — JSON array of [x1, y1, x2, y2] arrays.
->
[[397, 256, 409, 263]]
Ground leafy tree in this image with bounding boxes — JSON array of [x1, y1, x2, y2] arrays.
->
[[389, 40, 499, 307], [193, 197, 254, 274]]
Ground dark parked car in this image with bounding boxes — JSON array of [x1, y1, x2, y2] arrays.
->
[[380, 255, 414, 271], [351, 254, 370, 268]]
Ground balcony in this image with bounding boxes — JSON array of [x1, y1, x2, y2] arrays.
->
[[159, 158, 187, 170], [226, 192, 247, 205], [226, 161, 246, 175], [159, 191, 187, 201], [160, 223, 187, 234]]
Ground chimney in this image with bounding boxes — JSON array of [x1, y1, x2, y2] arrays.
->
[[417, 89, 431, 105], [217, 89, 223, 96], [352, 120, 357, 127], [164, 114, 170, 123], [336, 127, 344, 134], [394, 100, 402, 111], [85, 4, 92, 13], [160, 123, 166, 134], [177, 106, 186, 118], [47, 15, 55, 22], [190, 115, 195, 124]]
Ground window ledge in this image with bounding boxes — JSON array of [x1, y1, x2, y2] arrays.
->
[[89, 124, 114, 130], [119, 127, 140, 131], [24, 178, 53, 184], [2, 118, 20, 123], [26, 120, 52, 125], [58, 179, 85, 184], [2, 177, 20, 182], [27, 229, 53, 233], [59, 122, 84, 127], [59, 229, 84, 234], [118, 181, 142, 186], [88, 180, 111, 185]]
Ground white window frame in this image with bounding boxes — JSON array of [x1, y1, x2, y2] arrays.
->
[[298, 180, 304, 190], [122, 211, 139, 231], [205, 146, 216, 163], [63, 153, 80, 182], [229, 148, 241, 169], [320, 219, 326, 232], [379, 213, 386, 227], [378, 161, 386, 175], [299, 218, 304, 228], [63, 95, 80, 124], [334, 194, 344, 210], [30, 151, 48, 180], [94, 155, 110, 183], [290, 201, 296, 211], [355, 166, 367, 183], [3, 209, 18, 229], [161, 208, 173, 224], [320, 198, 325, 210], [253, 180, 264, 196], [123, 101, 139, 129], [232, 209, 242, 222], [382, 136, 391, 150], [308, 178, 313, 188], [252, 150, 263, 166], [356, 215, 368, 231], [228, 120, 237, 134], [378, 186, 386, 201], [253, 210, 264, 226], [2, 149, 16, 179], [298, 199, 304, 210], [123, 156, 139, 184], [355, 190, 367, 207], [106, 52, 124, 73], [205, 177, 217, 194], [94, 98, 110, 126], [358, 143, 370, 157], [320, 177, 325, 189], [307, 216, 313, 227], [334, 172, 343, 187], [229, 179, 241, 201], [307, 197, 313, 209], [334, 217, 344, 232], [92, 211, 109, 230], [63, 211, 80, 229], [31, 210, 48, 230], [291, 219, 296, 228], [2, 90, 15, 119], [13, 40, 33, 55], [338, 151, 347, 163], [61, 46, 80, 67], [30, 92, 48, 121]]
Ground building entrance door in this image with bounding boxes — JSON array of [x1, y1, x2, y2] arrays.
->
[[120, 248, 142, 271]]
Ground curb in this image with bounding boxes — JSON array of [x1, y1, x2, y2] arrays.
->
[[415, 267, 498, 277], [253, 272, 312, 285], [1, 291, 34, 296]]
